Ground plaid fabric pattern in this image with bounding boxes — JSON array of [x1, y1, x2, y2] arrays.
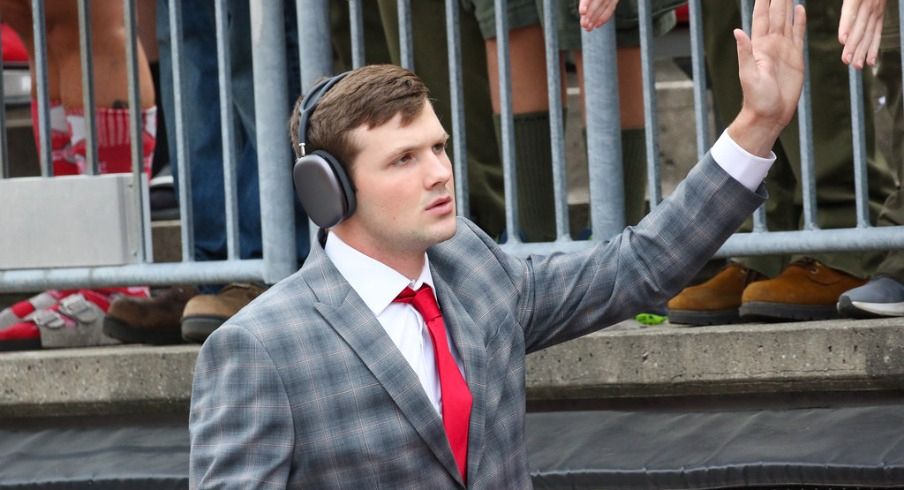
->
[[189, 155, 765, 488]]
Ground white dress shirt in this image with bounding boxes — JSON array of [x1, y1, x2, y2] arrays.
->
[[324, 232, 466, 415], [322, 131, 771, 414]]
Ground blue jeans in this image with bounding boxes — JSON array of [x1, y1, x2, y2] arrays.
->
[[156, 0, 307, 274]]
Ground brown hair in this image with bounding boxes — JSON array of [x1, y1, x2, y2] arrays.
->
[[289, 64, 431, 177]]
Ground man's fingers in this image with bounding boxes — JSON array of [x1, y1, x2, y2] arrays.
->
[[751, 0, 770, 39], [768, 0, 790, 36], [867, 25, 882, 65], [793, 4, 807, 48], [838, 0, 858, 44]]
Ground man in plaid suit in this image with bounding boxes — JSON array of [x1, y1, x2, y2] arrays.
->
[[189, 1, 806, 487]]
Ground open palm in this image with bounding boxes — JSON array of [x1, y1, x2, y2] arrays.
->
[[734, 0, 807, 129]]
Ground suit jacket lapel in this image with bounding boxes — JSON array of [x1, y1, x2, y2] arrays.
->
[[432, 275, 487, 484], [302, 242, 463, 482]]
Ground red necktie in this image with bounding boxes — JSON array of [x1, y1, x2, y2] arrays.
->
[[395, 285, 472, 481]]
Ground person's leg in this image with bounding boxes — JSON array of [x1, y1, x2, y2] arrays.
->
[[44, 0, 156, 175], [485, 22, 562, 241], [1, 0, 76, 175]]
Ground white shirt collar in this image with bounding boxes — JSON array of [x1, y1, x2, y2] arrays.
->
[[324, 232, 435, 316]]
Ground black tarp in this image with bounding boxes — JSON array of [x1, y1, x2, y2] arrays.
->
[[2, 402, 903, 488]]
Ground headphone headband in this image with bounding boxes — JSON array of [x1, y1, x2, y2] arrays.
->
[[296, 71, 351, 156]]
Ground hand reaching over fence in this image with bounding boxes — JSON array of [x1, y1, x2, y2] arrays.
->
[[838, 0, 886, 68]]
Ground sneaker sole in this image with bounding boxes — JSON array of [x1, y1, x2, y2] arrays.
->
[[103, 316, 184, 345], [740, 301, 839, 322], [0, 338, 41, 352], [181, 315, 228, 343], [667, 308, 741, 326], [837, 296, 904, 319]]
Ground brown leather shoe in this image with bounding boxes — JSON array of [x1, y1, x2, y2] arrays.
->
[[667, 262, 768, 325], [181, 283, 267, 343], [739, 258, 867, 322], [103, 285, 199, 345]]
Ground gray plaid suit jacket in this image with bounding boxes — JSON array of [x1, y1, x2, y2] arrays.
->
[[189, 155, 765, 489]]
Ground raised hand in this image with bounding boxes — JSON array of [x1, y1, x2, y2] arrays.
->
[[838, 0, 886, 69], [728, 0, 807, 157], [579, 0, 619, 32]]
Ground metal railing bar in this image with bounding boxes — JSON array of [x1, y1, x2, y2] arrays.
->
[[31, 0, 52, 176], [541, 0, 570, 241], [0, 259, 267, 293], [495, 0, 521, 243], [123, 0, 149, 263], [78, 0, 98, 176], [849, 66, 871, 227], [349, 0, 365, 68], [214, 0, 240, 261], [251, 0, 297, 284], [582, 21, 624, 241], [637, 0, 662, 210], [168, 0, 195, 263], [397, 0, 414, 70], [445, 0, 470, 220], [687, 0, 709, 161]]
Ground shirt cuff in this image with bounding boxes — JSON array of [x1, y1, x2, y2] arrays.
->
[[711, 130, 776, 191]]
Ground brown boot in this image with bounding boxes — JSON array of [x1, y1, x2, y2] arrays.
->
[[181, 283, 267, 343], [103, 285, 199, 345], [739, 258, 867, 322], [667, 262, 768, 325]]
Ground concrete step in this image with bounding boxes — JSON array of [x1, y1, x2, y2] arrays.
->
[[1, 316, 902, 417]]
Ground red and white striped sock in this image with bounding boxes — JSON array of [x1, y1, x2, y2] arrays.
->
[[67, 106, 157, 176], [31, 100, 78, 175]]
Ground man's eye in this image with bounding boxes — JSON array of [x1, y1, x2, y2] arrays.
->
[[433, 143, 447, 153], [395, 154, 412, 165]]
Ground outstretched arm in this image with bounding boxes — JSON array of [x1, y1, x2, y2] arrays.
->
[[727, 0, 807, 157], [838, 0, 886, 69], [578, 0, 619, 32]]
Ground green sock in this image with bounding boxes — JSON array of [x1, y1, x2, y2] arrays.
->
[[494, 111, 556, 242]]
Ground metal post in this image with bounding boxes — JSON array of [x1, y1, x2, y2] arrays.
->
[[495, 0, 520, 242], [397, 0, 414, 70], [637, 0, 662, 210], [445, 0, 469, 219], [251, 0, 297, 284], [687, 0, 710, 160], [168, 0, 195, 262], [123, 0, 150, 263], [78, 0, 98, 175], [583, 21, 624, 240], [541, 0, 570, 241], [31, 0, 52, 176], [349, 0, 365, 68], [215, 0, 240, 260]]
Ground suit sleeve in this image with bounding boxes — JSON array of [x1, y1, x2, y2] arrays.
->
[[517, 154, 766, 352], [189, 324, 295, 489]]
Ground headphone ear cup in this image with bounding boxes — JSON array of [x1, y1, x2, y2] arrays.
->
[[293, 150, 356, 228]]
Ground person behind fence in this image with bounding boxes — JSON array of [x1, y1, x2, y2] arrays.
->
[[95, 0, 311, 347], [189, 1, 806, 485], [0, 0, 157, 351], [837, 0, 904, 319], [666, 0, 896, 324], [462, 0, 682, 244]]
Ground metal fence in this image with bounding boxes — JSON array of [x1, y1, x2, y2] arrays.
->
[[1, 0, 903, 293]]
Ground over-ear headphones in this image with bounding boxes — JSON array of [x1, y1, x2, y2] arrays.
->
[[293, 71, 356, 228]]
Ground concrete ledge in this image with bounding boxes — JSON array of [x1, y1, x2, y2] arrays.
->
[[2, 318, 902, 417], [526, 318, 904, 400]]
